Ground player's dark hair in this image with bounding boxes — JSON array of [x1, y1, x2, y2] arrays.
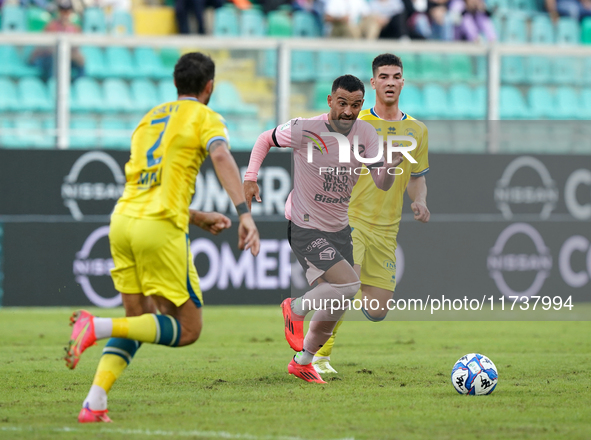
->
[[173, 52, 215, 96], [331, 75, 365, 96], [372, 53, 403, 76]]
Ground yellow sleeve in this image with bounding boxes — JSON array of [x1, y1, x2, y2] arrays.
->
[[411, 124, 429, 177], [201, 110, 230, 151]]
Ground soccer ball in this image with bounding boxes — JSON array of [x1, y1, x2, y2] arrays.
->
[[451, 353, 498, 395]]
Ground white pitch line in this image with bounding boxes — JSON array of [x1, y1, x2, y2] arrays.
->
[[0, 426, 355, 440]]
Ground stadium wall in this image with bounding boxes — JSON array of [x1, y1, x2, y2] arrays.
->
[[0, 148, 590, 307]]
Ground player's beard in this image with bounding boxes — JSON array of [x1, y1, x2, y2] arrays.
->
[[334, 115, 355, 132]]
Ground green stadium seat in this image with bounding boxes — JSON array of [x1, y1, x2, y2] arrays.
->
[[100, 116, 131, 149], [553, 57, 578, 85], [1, 5, 26, 32], [556, 17, 580, 44], [528, 86, 554, 119], [158, 79, 177, 102], [160, 48, 180, 70], [314, 81, 332, 110], [555, 87, 579, 119], [344, 52, 371, 82], [105, 47, 136, 79], [526, 56, 551, 84], [474, 86, 487, 119], [582, 17, 591, 44], [267, 10, 292, 36], [503, 14, 527, 43], [449, 84, 476, 119], [316, 51, 342, 82], [38, 117, 55, 149], [291, 50, 315, 82], [448, 54, 474, 81], [0, 46, 40, 78], [501, 56, 526, 83], [103, 78, 134, 113], [292, 10, 321, 37], [362, 85, 376, 110], [209, 81, 257, 115], [399, 84, 423, 117], [110, 10, 133, 35], [580, 88, 591, 119], [234, 120, 262, 151], [417, 53, 447, 81], [134, 47, 170, 79], [514, 0, 539, 13], [400, 53, 418, 79], [240, 8, 265, 37], [475, 56, 487, 81], [0, 119, 16, 148], [70, 117, 98, 149], [0, 77, 18, 112], [422, 84, 448, 119], [83, 8, 107, 34], [213, 5, 239, 36], [81, 46, 108, 78], [71, 77, 104, 113], [581, 57, 591, 85], [130, 78, 159, 112], [27, 7, 51, 32], [500, 86, 528, 119], [530, 15, 554, 44], [262, 49, 277, 78], [18, 77, 52, 112]]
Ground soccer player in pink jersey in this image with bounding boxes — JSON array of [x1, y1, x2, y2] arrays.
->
[[244, 75, 403, 383]]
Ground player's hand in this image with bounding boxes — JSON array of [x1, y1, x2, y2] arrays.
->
[[384, 142, 404, 168], [190, 210, 232, 235], [244, 181, 261, 211], [238, 213, 260, 256], [411, 201, 430, 223]]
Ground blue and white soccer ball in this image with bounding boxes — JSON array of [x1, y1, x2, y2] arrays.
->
[[451, 353, 498, 395]]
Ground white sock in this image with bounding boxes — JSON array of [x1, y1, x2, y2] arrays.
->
[[93, 318, 113, 340], [83, 385, 108, 411], [313, 355, 330, 362], [294, 349, 314, 365]]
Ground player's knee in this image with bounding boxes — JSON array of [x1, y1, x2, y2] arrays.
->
[[362, 307, 387, 322], [332, 280, 361, 300], [178, 325, 201, 346]]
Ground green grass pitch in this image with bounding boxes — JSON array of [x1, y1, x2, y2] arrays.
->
[[0, 306, 590, 440]]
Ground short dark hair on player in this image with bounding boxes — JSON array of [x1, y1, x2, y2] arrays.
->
[[173, 52, 215, 96], [372, 53, 403, 76], [331, 75, 365, 96]]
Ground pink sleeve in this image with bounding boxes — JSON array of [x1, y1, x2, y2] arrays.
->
[[244, 129, 273, 182]]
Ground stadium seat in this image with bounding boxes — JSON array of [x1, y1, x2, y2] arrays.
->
[[580, 88, 591, 119], [0, 45, 40, 78], [0, 118, 16, 148], [158, 79, 177, 102], [18, 77, 52, 112], [530, 15, 555, 44], [362, 85, 376, 110], [291, 50, 315, 82], [70, 117, 98, 149], [474, 86, 487, 119], [134, 47, 169, 79], [400, 53, 418, 79], [314, 81, 332, 110], [209, 81, 257, 115], [240, 8, 265, 37], [421, 84, 448, 119], [6, 118, 40, 148], [449, 84, 477, 119], [552, 57, 579, 85], [582, 17, 591, 44], [501, 56, 526, 83], [83, 8, 107, 34], [80, 46, 108, 78], [316, 51, 342, 82], [581, 57, 591, 85], [448, 54, 474, 81], [292, 11, 321, 37], [528, 86, 554, 119], [27, 7, 51, 32], [267, 10, 292, 36], [100, 116, 131, 149], [399, 84, 423, 117], [159, 47, 180, 70], [130, 78, 159, 112], [103, 78, 134, 113], [0, 77, 18, 112], [105, 47, 136, 79], [503, 14, 527, 43], [499, 86, 529, 119], [555, 87, 579, 119], [110, 10, 133, 35], [71, 77, 104, 113], [1, 5, 26, 32], [417, 53, 447, 81], [344, 52, 371, 82], [556, 17, 580, 44], [526, 56, 551, 84], [213, 5, 239, 36], [262, 49, 277, 78]]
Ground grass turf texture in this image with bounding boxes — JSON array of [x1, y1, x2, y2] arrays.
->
[[0, 307, 590, 440]]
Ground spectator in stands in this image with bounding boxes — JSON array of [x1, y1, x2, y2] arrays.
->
[[428, 0, 453, 40], [324, 0, 370, 37], [260, 0, 292, 13], [175, 0, 225, 34], [293, 0, 325, 32], [545, 0, 591, 22], [448, 0, 496, 41], [369, 0, 410, 39], [28, 0, 85, 81]]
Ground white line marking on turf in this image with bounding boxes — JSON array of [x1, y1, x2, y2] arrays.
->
[[0, 426, 354, 440]]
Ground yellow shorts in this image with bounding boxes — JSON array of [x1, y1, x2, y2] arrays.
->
[[351, 221, 398, 292], [109, 213, 203, 308]]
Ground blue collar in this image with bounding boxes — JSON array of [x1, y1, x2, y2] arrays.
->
[[178, 97, 200, 102], [370, 107, 406, 121]]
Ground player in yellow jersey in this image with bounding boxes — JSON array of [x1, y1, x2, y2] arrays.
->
[[64, 52, 260, 422], [312, 53, 430, 374]]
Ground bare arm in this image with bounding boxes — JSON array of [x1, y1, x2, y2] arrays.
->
[[189, 210, 231, 235], [243, 129, 274, 210], [407, 175, 430, 223], [370, 147, 404, 192]]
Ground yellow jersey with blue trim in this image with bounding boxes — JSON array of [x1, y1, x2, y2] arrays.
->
[[113, 97, 229, 233], [348, 107, 429, 230]]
